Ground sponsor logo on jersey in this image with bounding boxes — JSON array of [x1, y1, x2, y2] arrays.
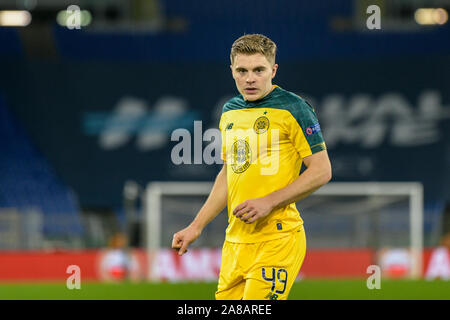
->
[[306, 122, 321, 135]]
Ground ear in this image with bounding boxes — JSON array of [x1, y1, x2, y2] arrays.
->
[[271, 64, 278, 79]]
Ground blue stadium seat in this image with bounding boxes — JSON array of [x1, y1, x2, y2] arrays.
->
[[0, 94, 83, 236]]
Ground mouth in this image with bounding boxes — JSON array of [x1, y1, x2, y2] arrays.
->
[[244, 87, 258, 94]]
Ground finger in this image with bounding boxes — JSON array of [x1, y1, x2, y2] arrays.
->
[[233, 201, 248, 215], [245, 213, 260, 224], [235, 208, 249, 218], [241, 210, 257, 222], [234, 204, 251, 218], [239, 210, 253, 222], [172, 234, 182, 249], [178, 241, 189, 256]]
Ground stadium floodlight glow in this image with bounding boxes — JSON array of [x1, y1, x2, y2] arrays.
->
[[433, 8, 448, 25], [56, 9, 92, 28], [415, 8, 448, 25], [0, 10, 32, 27]]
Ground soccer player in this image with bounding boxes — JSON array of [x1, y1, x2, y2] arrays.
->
[[172, 34, 332, 300]]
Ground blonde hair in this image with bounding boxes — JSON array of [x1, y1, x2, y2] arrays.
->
[[230, 34, 277, 65]]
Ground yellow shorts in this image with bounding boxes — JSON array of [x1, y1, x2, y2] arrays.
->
[[215, 226, 306, 300]]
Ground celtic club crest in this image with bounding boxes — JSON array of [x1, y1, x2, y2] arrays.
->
[[230, 139, 252, 173], [253, 116, 269, 134]]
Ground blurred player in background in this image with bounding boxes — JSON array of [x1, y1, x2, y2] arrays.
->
[[99, 232, 141, 282], [172, 34, 332, 300]]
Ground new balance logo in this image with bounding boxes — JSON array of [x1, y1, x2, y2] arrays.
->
[[265, 292, 279, 300], [226, 123, 234, 130]]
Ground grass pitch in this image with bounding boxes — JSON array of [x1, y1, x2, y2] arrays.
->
[[0, 279, 449, 300]]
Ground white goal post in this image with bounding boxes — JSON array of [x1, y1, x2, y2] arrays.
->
[[144, 181, 424, 278]]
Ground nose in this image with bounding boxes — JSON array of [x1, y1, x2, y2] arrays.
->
[[246, 72, 256, 84]]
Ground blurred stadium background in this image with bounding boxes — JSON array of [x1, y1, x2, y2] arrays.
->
[[0, 0, 450, 299]]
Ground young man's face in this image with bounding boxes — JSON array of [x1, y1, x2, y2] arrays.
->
[[231, 53, 278, 101]]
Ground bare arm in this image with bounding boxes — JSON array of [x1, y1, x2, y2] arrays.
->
[[267, 149, 332, 209], [172, 164, 227, 255], [234, 150, 332, 223]]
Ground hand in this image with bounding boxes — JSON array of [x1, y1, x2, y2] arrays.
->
[[172, 225, 202, 256], [233, 197, 275, 224]]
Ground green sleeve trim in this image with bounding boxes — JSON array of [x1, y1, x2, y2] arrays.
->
[[310, 142, 327, 154], [289, 100, 325, 151]]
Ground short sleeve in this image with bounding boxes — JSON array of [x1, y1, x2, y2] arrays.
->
[[289, 100, 326, 159], [218, 113, 227, 161]]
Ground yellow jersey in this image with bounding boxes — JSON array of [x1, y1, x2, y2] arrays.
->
[[219, 85, 326, 243]]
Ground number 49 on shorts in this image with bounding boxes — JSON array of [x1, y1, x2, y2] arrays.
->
[[261, 267, 288, 300]]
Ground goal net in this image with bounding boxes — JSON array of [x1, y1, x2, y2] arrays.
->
[[144, 181, 423, 280]]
